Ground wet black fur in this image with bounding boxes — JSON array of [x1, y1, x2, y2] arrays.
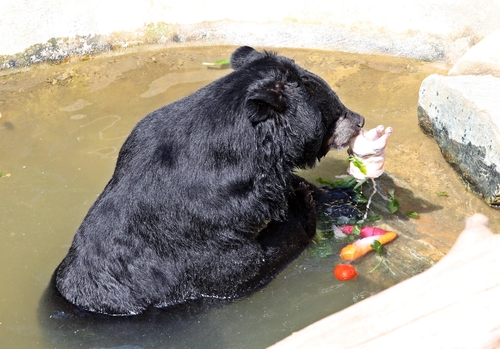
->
[[55, 46, 364, 315]]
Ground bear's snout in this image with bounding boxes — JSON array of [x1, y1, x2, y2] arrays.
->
[[356, 113, 365, 129], [347, 110, 365, 130]]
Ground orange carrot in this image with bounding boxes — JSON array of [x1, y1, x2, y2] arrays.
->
[[340, 232, 397, 261]]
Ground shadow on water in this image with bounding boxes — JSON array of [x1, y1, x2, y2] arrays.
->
[[375, 173, 444, 219], [302, 156, 444, 219]]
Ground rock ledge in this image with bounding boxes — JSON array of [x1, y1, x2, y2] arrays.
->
[[418, 74, 500, 206]]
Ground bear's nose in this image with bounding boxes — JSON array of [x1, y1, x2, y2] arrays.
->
[[358, 115, 365, 128]]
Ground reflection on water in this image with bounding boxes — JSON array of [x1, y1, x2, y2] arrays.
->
[[1, 46, 499, 349]]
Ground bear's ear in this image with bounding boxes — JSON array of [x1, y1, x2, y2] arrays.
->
[[246, 80, 287, 123], [230, 46, 266, 69]]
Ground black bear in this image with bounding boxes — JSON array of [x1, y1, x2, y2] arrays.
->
[[55, 46, 364, 315]]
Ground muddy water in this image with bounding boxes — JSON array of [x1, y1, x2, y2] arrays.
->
[[1, 46, 499, 349]]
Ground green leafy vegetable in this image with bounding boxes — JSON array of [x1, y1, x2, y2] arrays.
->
[[406, 211, 419, 219], [202, 58, 230, 66], [309, 230, 335, 259], [353, 178, 367, 190], [436, 191, 449, 197], [309, 228, 353, 259], [388, 200, 399, 214], [387, 189, 399, 213], [371, 240, 383, 256], [353, 191, 368, 204], [348, 156, 367, 175], [316, 176, 369, 204], [316, 176, 358, 189], [352, 225, 361, 236], [364, 214, 382, 223], [388, 189, 399, 214], [214, 58, 230, 65], [369, 240, 384, 273]]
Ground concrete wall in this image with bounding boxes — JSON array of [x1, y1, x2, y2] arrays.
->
[[1, 0, 500, 68]]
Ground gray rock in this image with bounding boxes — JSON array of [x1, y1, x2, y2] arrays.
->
[[418, 74, 500, 206]]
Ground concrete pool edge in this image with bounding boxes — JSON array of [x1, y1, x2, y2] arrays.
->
[[0, 20, 489, 71], [2, 0, 500, 70]]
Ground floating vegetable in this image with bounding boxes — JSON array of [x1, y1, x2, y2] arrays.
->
[[340, 225, 389, 238], [388, 189, 399, 214], [369, 240, 384, 273], [406, 211, 419, 219], [334, 264, 358, 281], [202, 59, 231, 69], [340, 232, 398, 261]]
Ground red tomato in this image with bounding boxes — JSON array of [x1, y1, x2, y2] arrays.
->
[[334, 264, 358, 281]]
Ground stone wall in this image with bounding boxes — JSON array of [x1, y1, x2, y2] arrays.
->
[[2, 0, 500, 69]]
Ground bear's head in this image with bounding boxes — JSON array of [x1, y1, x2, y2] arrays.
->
[[230, 46, 365, 169]]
